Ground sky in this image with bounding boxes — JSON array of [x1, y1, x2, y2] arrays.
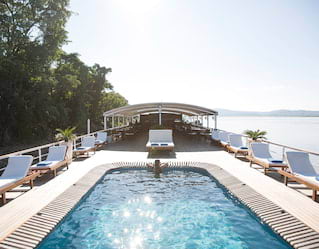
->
[[63, 0, 319, 111]]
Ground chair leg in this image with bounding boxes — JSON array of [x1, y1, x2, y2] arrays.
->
[[53, 169, 57, 177], [1, 193, 6, 205], [30, 179, 34, 189], [284, 176, 288, 186], [249, 161, 252, 167], [312, 190, 317, 201], [264, 168, 267, 175]]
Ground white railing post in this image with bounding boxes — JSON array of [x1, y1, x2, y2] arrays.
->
[[104, 116, 107, 130], [87, 119, 90, 134], [38, 148, 42, 162], [214, 115, 217, 129], [282, 146, 286, 160]]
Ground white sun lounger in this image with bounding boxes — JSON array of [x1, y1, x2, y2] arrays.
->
[[0, 155, 38, 204], [146, 129, 174, 152], [211, 129, 220, 142], [279, 151, 319, 201], [249, 142, 287, 174], [31, 145, 68, 177], [73, 136, 96, 157], [219, 131, 231, 148], [95, 132, 108, 147], [228, 134, 249, 157]]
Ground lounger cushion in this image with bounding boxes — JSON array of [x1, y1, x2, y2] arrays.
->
[[0, 178, 19, 189], [31, 161, 61, 170]]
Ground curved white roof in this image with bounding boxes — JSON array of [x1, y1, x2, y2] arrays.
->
[[103, 102, 218, 117]]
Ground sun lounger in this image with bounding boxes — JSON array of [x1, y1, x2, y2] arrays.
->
[[31, 146, 68, 177], [219, 131, 231, 148], [228, 134, 249, 157], [211, 129, 220, 143], [0, 155, 38, 205], [73, 136, 96, 157], [95, 132, 108, 147], [146, 129, 174, 152], [248, 142, 287, 174], [278, 151, 319, 201]]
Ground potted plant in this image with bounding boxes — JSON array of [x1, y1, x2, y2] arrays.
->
[[243, 129, 267, 141], [55, 127, 77, 163]]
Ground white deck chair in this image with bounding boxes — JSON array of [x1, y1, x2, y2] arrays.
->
[[74, 136, 96, 157], [228, 134, 248, 157], [249, 142, 287, 174], [0, 155, 36, 204], [95, 132, 108, 146], [31, 146, 67, 177], [146, 129, 174, 152], [219, 131, 230, 147], [211, 129, 220, 142], [279, 151, 319, 201]]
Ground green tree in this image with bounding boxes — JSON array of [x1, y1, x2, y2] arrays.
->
[[0, 0, 71, 144]]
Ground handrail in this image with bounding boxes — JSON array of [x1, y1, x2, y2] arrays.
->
[[0, 125, 131, 161], [215, 128, 319, 156], [261, 140, 319, 156]]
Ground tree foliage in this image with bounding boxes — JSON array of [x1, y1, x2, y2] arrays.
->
[[0, 0, 128, 146]]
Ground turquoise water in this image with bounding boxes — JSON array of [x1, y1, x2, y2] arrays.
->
[[37, 169, 292, 249]]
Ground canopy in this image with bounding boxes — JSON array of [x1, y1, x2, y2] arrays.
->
[[103, 102, 218, 117]]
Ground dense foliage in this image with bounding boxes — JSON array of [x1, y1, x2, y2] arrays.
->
[[0, 0, 127, 146]]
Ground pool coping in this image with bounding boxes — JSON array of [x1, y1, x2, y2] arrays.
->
[[1, 161, 319, 249]]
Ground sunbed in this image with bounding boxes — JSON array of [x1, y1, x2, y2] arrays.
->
[[31, 145, 67, 177], [0, 155, 38, 205], [248, 142, 287, 174], [228, 134, 249, 157], [73, 136, 96, 157], [146, 129, 174, 152], [219, 131, 231, 148], [95, 132, 108, 147], [211, 129, 220, 143], [278, 151, 319, 201]]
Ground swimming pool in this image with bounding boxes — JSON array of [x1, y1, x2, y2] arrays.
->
[[37, 169, 292, 249]]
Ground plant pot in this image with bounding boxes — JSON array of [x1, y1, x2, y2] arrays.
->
[[62, 141, 73, 164]]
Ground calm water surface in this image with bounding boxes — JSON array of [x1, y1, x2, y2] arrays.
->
[[38, 170, 291, 249], [217, 116, 319, 152]]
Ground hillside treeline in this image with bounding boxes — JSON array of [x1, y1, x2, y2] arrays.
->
[[0, 0, 128, 146]]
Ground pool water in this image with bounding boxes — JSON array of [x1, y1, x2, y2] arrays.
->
[[38, 169, 292, 249]]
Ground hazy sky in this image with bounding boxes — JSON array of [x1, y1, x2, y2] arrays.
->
[[64, 0, 319, 111]]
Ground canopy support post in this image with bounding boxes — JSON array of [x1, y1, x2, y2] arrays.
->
[[214, 115, 217, 129]]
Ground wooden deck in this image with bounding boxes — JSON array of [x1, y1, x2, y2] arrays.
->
[[0, 131, 319, 245]]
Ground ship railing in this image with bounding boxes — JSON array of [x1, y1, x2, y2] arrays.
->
[[0, 125, 130, 172]]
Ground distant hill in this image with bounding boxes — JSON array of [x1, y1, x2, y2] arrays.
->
[[215, 109, 319, 117]]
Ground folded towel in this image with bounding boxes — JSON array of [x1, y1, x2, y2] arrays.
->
[[77, 147, 87, 150], [240, 146, 248, 149], [269, 159, 283, 164], [161, 143, 168, 146], [151, 143, 159, 146], [316, 176, 319, 181], [37, 161, 52, 166]]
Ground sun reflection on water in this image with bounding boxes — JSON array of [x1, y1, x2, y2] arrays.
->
[[107, 195, 163, 249]]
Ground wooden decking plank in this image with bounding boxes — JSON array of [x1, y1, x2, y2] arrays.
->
[[294, 238, 319, 248]]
